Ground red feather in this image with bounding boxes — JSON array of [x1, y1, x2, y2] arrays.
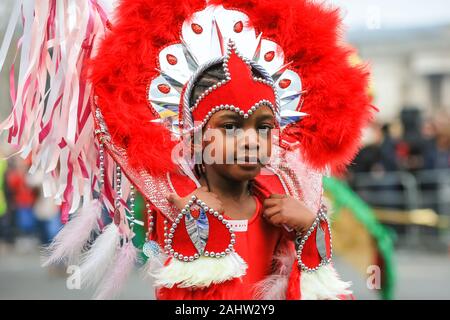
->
[[89, 0, 206, 176], [286, 259, 301, 300], [211, 0, 374, 174], [90, 0, 373, 176]]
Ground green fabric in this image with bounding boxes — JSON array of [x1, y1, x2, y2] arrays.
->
[[0, 160, 7, 217], [323, 176, 396, 300], [125, 192, 147, 262]]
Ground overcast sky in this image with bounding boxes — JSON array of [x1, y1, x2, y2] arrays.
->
[[0, 0, 450, 32], [329, 0, 450, 31]]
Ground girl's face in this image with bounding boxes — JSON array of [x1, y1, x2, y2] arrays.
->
[[198, 105, 276, 182]]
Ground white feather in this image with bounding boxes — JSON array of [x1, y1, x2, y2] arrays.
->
[[152, 252, 247, 288], [94, 241, 138, 300], [253, 239, 295, 300], [141, 252, 167, 282], [41, 199, 101, 267], [301, 264, 352, 300], [79, 223, 120, 288]]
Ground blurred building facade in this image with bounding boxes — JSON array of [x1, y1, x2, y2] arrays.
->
[[351, 25, 450, 122]]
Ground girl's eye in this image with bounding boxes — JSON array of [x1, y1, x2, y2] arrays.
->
[[258, 124, 274, 131], [223, 123, 238, 130]]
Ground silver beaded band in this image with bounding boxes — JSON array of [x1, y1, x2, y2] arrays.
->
[[295, 204, 332, 273], [191, 100, 276, 133], [145, 202, 154, 240], [163, 194, 236, 262], [128, 185, 136, 230]]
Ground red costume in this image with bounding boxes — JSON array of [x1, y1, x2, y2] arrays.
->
[[0, 0, 373, 299]]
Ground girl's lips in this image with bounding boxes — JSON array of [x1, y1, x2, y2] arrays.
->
[[234, 157, 261, 170], [234, 157, 259, 164], [237, 163, 260, 171]]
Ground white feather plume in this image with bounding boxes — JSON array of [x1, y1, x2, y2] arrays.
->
[[141, 251, 167, 283], [79, 223, 120, 288], [41, 199, 101, 267], [301, 264, 352, 300], [253, 239, 295, 300], [152, 252, 248, 288], [93, 241, 138, 300]]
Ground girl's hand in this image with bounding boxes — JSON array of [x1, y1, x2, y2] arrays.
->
[[166, 186, 224, 213], [263, 194, 317, 234]]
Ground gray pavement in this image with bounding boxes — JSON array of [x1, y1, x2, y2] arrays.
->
[[0, 239, 449, 300]]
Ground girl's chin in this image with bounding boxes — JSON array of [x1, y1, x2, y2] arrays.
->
[[231, 163, 261, 179]]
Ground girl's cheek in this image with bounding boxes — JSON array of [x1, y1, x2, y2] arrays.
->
[[259, 137, 272, 163]]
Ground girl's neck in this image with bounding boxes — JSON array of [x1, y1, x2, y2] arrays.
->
[[200, 167, 251, 202]]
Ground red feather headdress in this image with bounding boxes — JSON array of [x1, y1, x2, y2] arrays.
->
[[91, 0, 373, 182], [0, 0, 373, 299]]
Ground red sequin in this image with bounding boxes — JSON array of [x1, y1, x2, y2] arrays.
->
[[279, 78, 291, 89], [113, 208, 121, 226], [264, 51, 275, 62], [191, 23, 203, 34], [166, 54, 178, 65], [233, 21, 243, 33], [157, 84, 171, 94], [190, 207, 200, 219]]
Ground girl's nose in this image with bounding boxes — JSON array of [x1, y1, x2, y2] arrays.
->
[[238, 129, 260, 152]]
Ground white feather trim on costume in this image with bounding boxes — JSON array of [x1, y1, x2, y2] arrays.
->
[[253, 275, 289, 300], [93, 241, 138, 300], [41, 199, 101, 267], [141, 253, 167, 283], [253, 239, 294, 300], [151, 252, 247, 288], [79, 223, 120, 288], [300, 264, 352, 300]]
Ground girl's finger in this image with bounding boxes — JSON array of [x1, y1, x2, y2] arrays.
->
[[166, 193, 180, 204], [268, 213, 284, 226], [263, 198, 281, 208], [269, 194, 287, 199], [263, 205, 281, 218]]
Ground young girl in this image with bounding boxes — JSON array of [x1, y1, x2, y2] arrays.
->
[[1, 0, 373, 299], [151, 59, 325, 299]]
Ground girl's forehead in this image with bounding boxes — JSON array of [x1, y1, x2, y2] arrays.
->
[[208, 105, 276, 122]]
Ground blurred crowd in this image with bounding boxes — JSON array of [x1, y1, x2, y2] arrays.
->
[[346, 107, 450, 247], [349, 108, 450, 176], [1, 107, 449, 251], [0, 156, 61, 252]]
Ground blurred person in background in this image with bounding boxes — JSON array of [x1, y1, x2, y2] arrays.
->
[[396, 108, 432, 173], [27, 170, 62, 246], [0, 158, 11, 253], [428, 111, 450, 169], [350, 122, 399, 176], [5, 157, 37, 251]]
